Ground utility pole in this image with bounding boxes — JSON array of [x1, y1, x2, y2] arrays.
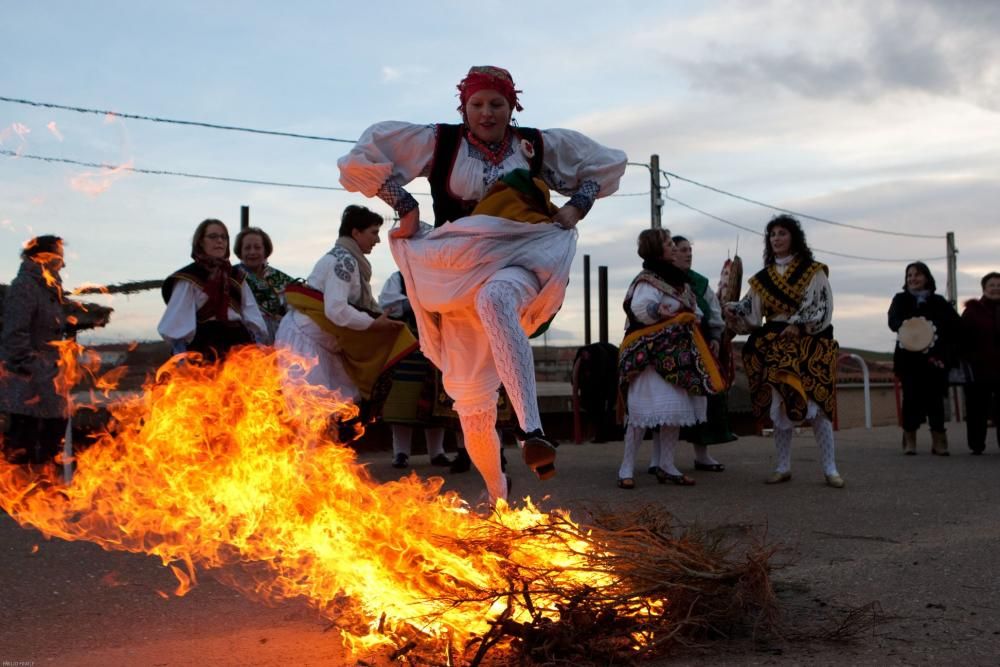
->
[[946, 231, 958, 309], [650, 154, 662, 229], [240, 205, 250, 230], [583, 254, 592, 345], [598, 265, 609, 344]]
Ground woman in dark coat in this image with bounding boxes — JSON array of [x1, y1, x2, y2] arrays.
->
[[1, 236, 78, 465], [961, 271, 1000, 454], [887, 262, 960, 455]]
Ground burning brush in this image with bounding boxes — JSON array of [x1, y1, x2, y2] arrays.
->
[[0, 346, 780, 665]]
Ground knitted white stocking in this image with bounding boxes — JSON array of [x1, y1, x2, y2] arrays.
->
[[475, 280, 542, 434], [458, 408, 507, 503]]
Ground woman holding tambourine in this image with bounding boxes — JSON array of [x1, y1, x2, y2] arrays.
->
[[888, 262, 960, 456]]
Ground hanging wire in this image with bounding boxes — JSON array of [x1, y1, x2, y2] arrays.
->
[[662, 169, 942, 240], [1, 149, 352, 191], [0, 95, 358, 144], [664, 194, 946, 263]]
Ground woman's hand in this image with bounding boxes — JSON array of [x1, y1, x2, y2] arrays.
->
[[723, 304, 741, 328], [368, 313, 403, 332], [390, 207, 420, 239], [780, 323, 801, 338], [553, 204, 583, 230]]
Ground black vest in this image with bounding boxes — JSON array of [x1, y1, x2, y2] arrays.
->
[[428, 123, 545, 227]]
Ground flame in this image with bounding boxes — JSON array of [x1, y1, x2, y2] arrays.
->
[[70, 282, 111, 296], [46, 121, 64, 141], [69, 159, 133, 196], [0, 346, 629, 657]]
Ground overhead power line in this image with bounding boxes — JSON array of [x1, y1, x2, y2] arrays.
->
[[662, 169, 942, 240], [1, 149, 348, 192], [2, 149, 649, 199], [0, 95, 357, 144], [665, 194, 946, 263]]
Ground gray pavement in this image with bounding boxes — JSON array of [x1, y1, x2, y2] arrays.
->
[[2, 423, 999, 665]]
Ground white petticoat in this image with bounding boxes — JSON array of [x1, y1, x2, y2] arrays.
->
[[769, 387, 821, 430], [625, 366, 707, 428], [274, 310, 359, 402]]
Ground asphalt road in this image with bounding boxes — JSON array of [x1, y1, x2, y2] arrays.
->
[[2, 423, 999, 666]]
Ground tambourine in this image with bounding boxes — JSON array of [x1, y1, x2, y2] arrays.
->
[[897, 316, 937, 353]]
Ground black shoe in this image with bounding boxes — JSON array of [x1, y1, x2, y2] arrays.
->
[[521, 429, 557, 481], [450, 448, 471, 474], [391, 453, 409, 469], [693, 461, 726, 472], [647, 466, 660, 476], [430, 453, 453, 467]]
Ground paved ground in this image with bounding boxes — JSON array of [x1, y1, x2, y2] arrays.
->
[[2, 423, 999, 666]]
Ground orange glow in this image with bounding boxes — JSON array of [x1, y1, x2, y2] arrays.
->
[[0, 346, 627, 657], [69, 159, 134, 196], [46, 121, 64, 141], [71, 282, 111, 296]]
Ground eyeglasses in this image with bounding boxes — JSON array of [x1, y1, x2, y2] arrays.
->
[[204, 233, 229, 241]]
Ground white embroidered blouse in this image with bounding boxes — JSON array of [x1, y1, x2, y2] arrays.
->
[[727, 255, 834, 335], [337, 122, 627, 216]]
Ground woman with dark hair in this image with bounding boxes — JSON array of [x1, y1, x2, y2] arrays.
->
[[1, 236, 79, 465], [961, 272, 1000, 454], [159, 219, 267, 363], [725, 215, 845, 488], [888, 262, 960, 455], [275, 205, 402, 403], [338, 65, 626, 504], [616, 229, 725, 489], [233, 226, 296, 344]]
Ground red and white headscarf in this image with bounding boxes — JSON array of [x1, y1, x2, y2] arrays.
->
[[456, 65, 524, 114]]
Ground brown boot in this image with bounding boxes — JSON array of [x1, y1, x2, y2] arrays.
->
[[931, 430, 949, 456], [902, 430, 917, 455]]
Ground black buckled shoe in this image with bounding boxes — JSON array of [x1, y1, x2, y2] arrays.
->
[[391, 453, 409, 469], [520, 429, 557, 481]]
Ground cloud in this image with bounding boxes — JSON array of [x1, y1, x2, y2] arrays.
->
[[639, 0, 1000, 110]]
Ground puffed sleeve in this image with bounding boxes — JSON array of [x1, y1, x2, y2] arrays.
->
[[158, 281, 199, 346], [338, 121, 436, 214], [378, 272, 409, 319], [240, 282, 270, 344], [727, 288, 763, 335], [788, 270, 834, 335], [539, 128, 627, 214], [319, 255, 376, 331], [629, 282, 666, 326]]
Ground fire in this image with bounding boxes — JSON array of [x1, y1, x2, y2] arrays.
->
[[0, 346, 626, 658], [46, 121, 64, 141], [68, 159, 134, 196]]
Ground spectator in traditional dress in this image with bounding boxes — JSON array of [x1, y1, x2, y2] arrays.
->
[[159, 219, 267, 363], [233, 226, 297, 344]]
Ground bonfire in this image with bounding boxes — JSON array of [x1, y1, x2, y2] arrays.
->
[[0, 345, 779, 665]]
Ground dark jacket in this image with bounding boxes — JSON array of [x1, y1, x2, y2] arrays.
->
[[888, 290, 960, 379], [0, 260, 71, 418], [961, 297, 1000, 384]]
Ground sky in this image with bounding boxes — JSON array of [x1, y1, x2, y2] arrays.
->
[[2, 0, 999, 353]]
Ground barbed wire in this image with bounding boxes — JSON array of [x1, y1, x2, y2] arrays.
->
[[0, 95, 357, 144]]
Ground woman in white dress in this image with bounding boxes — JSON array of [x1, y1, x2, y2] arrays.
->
[[274, 205, 400, 403], [338, 65, 627, 503], [616, 229, 725, 489], [159, 218, 267, 363]]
